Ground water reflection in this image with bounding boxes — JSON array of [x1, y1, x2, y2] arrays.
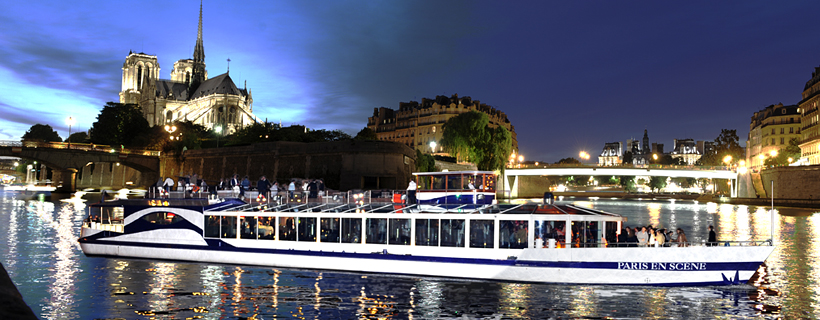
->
[[4, 195, 820, 318]]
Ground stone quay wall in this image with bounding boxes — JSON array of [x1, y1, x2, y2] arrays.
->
[[159, 140, 416, 191]]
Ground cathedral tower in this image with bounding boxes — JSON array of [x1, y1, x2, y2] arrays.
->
[[119, 52, 159, 104], [189, 0, 207, 94]]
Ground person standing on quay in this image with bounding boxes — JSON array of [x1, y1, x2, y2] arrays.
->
[[708, 225, 717, 246], [407, 179, 417, 204]]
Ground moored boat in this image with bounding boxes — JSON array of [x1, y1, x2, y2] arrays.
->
[[78, 172, 774, 286]]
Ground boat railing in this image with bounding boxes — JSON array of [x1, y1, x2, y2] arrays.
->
[[545, 239, 774, 249]]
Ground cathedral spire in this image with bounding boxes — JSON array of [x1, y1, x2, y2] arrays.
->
[[190, 0, 207, 93]]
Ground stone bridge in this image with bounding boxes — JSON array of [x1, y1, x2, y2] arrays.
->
[[0, 141, 160, 192]]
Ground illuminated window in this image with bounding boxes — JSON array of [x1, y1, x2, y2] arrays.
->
[[143, 212, 183, 225]]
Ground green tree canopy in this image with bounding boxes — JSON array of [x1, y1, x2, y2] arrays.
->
[[67, 132, 88, 143], [354, 127, 378, 140], [414, 149, 436, 172], [555, 157, 581, 165], [699, 129, 744, 166], [765, 137, 802, 167], [619, 175, 636, 192], [441, 111, 512, 171], [226, 123, 352, 146], [22, 124, 62, 142], [648, 176, 667, 193], [89, 102, 150, 146]]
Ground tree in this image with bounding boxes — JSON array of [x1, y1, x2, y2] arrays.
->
[[354, 127, 378, 140], [764, 137, 802, 167], [619, 175, 636, 192], [441, 111, 512, 171], [89, 102, 150, 146], [700, 129, 744, 166], [67, 132, 88, 143], [555, 157, 581, 165], [414, 149, 436, 172], [21, 124, 62, 142], [648, 176, 667, 193]]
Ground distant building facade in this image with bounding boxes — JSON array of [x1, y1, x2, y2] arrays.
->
[[598, 142, 622, 166], [799, 67, 820, 165], [366, 94, 518, 154], [746, 103, 801, 167], [118, 3, 255, 134], [671, 139, 700, 165]]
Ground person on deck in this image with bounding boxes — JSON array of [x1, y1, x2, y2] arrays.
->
[[257, 176, 270, 201], [636, 226, 648, 247], [407, 179, 417, 204], [673, 228, 689, 247], [288, 180, 296, 199], [163, 177, 174, 193], [241, 176, 250, 199], [230, 174, 241, 197]]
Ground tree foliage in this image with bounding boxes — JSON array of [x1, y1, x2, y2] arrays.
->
[[648, 176, 667, 193], [619, 175, 636, 192], [699, 129, 744, 166], [354, 127, 378, 140], [89, 102, 150, 146], [414, 149, 437, 172], [764, 137, 802, 167], [22, 124, 62, 142], [67, 132, 89, 143], [441, 111, 512, 171], [227, 122, 352, 146], [555, 157, 581, 165]]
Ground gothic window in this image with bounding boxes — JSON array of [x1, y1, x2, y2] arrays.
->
[[230, 107, 236, 123], [137, 65, 143, 89], [166, 111, 173, 122]]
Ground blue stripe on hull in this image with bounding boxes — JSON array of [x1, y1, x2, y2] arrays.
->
[[80, 238, 763, 272], [417, 194, 495, 205]]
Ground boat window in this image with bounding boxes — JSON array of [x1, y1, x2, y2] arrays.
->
[[142, 212, 183, 225], [366, 218, 387, 244], [279, 217, 296, 241], [298, 218, 317, 242], [258, 217, 275, 240], [415, 219, 439, 246], [499, 220, 528, 249], [204, 215, 220, 238], [572, 221, 600, 247], [483, 174, 496, 192], [534, 220, 562, 245], [388, 218, 411, 245], [321, 218, 340, 243], [469, 220, 494, 248], [446, 175, 461, 191], [431, 175, 445, 191], [472, 175, 484, 190], [240, 216, 257, 239], [440, 219, 464, 247], [220, 216, 237, 239], [605, 221, 618, 245], [341, 218, 361, 243], [417, 176, 431, 191]]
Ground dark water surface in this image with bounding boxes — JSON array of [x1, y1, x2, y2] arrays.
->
[[1, 192, 817, 319]]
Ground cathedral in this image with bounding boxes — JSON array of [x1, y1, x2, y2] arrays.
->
[[118, 2, 255, 134]]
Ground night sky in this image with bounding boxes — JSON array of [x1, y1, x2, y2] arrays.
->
[[2, 0, 820, 163]]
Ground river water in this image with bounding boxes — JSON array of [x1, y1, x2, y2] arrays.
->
[[1, 192, 818, 319]]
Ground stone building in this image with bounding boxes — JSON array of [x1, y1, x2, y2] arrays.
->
[[747, 103, 801, 168], [671, 139, 700, 165], [366, 94, 518, 155], [799, 66, 820, 165], [598, 142, 622, 166], [118, 2, 255, 134]]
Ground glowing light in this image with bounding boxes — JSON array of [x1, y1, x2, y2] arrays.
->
[[429, 140, 437, 152], [770, 150, 778, 157], [723, 155, 732, 164]]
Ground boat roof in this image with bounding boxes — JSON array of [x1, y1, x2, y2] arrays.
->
[[413, 170, 495, 176]]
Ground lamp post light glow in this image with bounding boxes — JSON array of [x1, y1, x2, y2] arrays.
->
[[215, 125, 222, 148], [770, 150, 778, 157], [723, 155, 732, 164], [66, 116, 75, 149], [429, 141, 437, 154], [164, 124, 178, 141]]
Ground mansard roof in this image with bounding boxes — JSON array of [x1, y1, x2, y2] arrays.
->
[[190, 73, 248, 100]]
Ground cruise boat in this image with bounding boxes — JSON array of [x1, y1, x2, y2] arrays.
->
[[78, 172, 774, 286]]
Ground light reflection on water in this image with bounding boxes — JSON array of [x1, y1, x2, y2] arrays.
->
[[4, 194, 820, 318]]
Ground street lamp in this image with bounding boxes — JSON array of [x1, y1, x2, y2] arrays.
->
[[164, 124, 178, 140], [723, 155, 732, 165], [429, 140, 437, 154], [215, 125, 222, 148], [66, 116, 75, 149]]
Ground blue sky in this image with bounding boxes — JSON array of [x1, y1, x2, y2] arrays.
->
[[2, 1, 820, 162]]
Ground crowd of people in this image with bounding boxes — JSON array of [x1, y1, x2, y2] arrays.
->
[[612, 225, 716, 247], [154, 174, 326, 201]]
